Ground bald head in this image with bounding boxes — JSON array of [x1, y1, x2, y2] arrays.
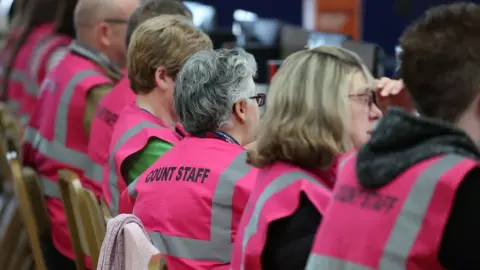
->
[[74, 0, 139, 67], [74, 0, 138, 29]]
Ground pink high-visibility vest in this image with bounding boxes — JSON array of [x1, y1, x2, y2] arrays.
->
[[0, 29, 20, 101], [126, 137, 257, 269], [6, 24, 54, 122], [22, 49, 114, 260], [88, 76, 134, 174], [102, 103, 183, 216], [21, 35, 71, 125], [305, 153, 477, 270], [231, 162, 332, 270]]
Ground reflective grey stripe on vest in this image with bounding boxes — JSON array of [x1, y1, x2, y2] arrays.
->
[[23, 70, 104, 199], [10, 69, 38, 96], [30, 37, 58, 84], [6, 100, 20, 112], [305, 154, 466, 270], [19, 114, 30, 125], [108, 121, 164, 216], [5, 70, 30, 113], [240, 170, 328, 269], [39, 175, 61, 198], [144, 151, 250, 262]]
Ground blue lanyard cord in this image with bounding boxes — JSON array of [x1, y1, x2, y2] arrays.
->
[[213, 132, 240, 145]]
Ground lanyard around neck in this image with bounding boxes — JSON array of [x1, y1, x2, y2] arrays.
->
[[212, 131, 240, 145]]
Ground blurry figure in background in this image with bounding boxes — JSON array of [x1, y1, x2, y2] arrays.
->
[[123, 48, 260, 269], [7, 0, 29, 28], [91, 0, 192, 213], [0, 0, 28, 95], [20, 0, 79, 125], [231, 46, 383, 270], [1, 0, 72, 124], [22, 0, 139, 267], [106, 15, 212, 215], [307, 3, 480, 270]]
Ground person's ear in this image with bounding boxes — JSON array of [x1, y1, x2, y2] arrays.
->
[[233, 99, 248, 124], [474, 94, 480, 119], [154, 66, 170, 91], [98, 22, 111, 48]]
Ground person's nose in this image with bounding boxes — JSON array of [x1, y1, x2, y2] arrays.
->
[[370, 103, 383, 120]]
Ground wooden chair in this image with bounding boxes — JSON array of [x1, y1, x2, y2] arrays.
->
[[100, 199, 113, 220], [59, 169, 106, 269], [148, 253, 167, 270], [0, 102, 22, 158], [77, 186, 106, 267], [59, 170, 87, 270], [12, 161, 49, 270], [0, 123, 27, 269], [0, 198, 25, 269]]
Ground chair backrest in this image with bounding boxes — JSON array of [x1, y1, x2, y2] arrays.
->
[[0, 198, 24, 269], [77, 187, 106, 268], [0, 124, 12, 188], [12, 158, 49, 270], [0, 124, 21, 269], [101, 199, 113, 221], [7, 228, 32, 270], [0, 102, 22, 161], [148, 254, 167, 270], [58, 170, 87, 270], [124, 223, 166, 270], [59, 169, 106, 269]]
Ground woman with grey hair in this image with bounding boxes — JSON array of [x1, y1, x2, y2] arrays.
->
[[123, 48, 263, 269]]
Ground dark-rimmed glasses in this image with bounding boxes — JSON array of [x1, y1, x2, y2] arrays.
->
[[249, 93, 266, 107], [348, 91, 376, 109], [104, 18, 129, 24]]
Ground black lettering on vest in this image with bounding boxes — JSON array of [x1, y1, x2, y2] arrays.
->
[[201, 169, 210, 184], [145, 170, 154, 183], [182, 167, 192, 181], [161, 167, 170, 181], [194, 168, 204, 183], [186, 168, 196, 182], [333, 184, 355, 203], [333, 184, 399, 214], [360, 192, 378, 208], [168, 167, 177, 181], [96, 105, 119, 127], [371, 195, 398, 213], [176, 167, 183, 181], [146, 166, 210, 184], [154, 168, 162, 181]]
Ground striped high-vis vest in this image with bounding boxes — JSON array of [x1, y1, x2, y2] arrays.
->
[[6, 24, 54, 123], [102, 103, 184, 216], [306, 154, 478, 270], [22, 50, 115, 260], [21, 34, 71, 125], [0, 29, 20, 101], [125, 137, 257, 269], [230, 161, 333, 270], [88, 76, 134, 185]]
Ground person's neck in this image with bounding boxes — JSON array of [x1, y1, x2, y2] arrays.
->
[[217, 127, 246, 146], [136, 94, 176, 130], [456, 110, 480, 146], [75, 35, 102, 52]]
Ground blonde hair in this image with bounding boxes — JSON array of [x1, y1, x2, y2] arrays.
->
[[248, 46, 373, 169], [127, 15, 213, 93]]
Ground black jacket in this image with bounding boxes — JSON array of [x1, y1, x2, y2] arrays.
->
[[262, 108, 480, 270]]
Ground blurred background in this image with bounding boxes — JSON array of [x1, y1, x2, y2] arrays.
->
[[0, 0, 458, 84]]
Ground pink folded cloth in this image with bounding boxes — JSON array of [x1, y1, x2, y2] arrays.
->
[[97, 214, 159, 270]]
